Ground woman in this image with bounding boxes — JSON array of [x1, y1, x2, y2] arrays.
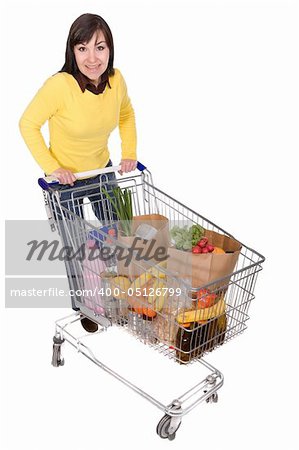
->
[[19, 13, 137, 332]]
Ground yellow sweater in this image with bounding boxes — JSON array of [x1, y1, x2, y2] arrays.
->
[[19, 69, 137, 175]]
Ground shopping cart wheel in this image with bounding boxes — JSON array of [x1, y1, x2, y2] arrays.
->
[[156, 414, 181, 440], [51, 335, 65, 367], [206, 392, 218, 403]]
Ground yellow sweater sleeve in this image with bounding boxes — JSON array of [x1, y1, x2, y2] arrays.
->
[[19, 75, 65, 174], [118, 73, 137, 160]]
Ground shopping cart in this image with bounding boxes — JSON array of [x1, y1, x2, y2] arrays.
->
[[38, 162, 265, 440]]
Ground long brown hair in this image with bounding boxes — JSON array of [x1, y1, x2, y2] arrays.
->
[[60, 13, 115, 78]]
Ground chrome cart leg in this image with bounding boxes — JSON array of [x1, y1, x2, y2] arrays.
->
[[205, 374, 219, 403], [156, 400, 182, 441], [51, 333, 65, 367]]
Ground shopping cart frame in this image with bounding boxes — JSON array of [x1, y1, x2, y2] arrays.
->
[[40, 162, 265, 440], [52, 311, 223, 439]]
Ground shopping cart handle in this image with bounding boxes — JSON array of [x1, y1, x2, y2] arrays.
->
[[38, 161, 147, 190], [136, 161, 147, 171]]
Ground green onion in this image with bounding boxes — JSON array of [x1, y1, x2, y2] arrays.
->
[[102, 186, 133, 236]]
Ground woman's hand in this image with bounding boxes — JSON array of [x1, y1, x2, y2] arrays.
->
[[50, 168, 77, 186], [119, 159, 137, 175]]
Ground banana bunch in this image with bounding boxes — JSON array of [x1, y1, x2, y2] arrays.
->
[[147, 260, 167, 279], [130, 272, 153, 290], [129, 261, 168, 314], [147, 279, 167, 312], [176, 296, 226, 324]]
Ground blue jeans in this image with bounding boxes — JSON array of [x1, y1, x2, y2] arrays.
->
[[51, 160, 118, 311]]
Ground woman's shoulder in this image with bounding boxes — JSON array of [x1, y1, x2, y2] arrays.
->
[[111, 68, 127, 81], [41, 72, 74, 92], [109, 68, 126, 88]]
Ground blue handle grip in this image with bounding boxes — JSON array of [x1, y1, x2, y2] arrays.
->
[[38, 177, 59, 191], [136, 161, 147, 171]]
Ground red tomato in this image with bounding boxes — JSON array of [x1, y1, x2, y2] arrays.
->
[[196, 289, 217, 309], [192, 246, 202, 254], [198, 237, 209, 248], [197, 288, 209, 297]]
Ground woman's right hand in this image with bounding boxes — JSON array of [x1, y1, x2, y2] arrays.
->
[[50, 168, 77, 186]]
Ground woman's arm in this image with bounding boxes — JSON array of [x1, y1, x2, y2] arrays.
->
[[118, 72, 137, 172], [19, 75, 65, 175]]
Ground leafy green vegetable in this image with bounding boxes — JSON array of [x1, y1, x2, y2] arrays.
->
[[191, 224, 205, 247], [170, 224, 204, 251]]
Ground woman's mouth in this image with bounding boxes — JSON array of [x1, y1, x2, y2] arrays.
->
[[86, 65, 100, 72]]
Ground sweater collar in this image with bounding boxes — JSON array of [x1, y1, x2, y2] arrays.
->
[[73, 70, 109, 95]]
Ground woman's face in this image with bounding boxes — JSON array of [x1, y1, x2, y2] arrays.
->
[[74, 30, 110, 84]]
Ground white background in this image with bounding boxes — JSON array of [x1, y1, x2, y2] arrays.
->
[[1, 0, 299, 449]]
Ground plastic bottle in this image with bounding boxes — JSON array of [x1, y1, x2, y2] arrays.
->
[[83, 239, 106, 315]]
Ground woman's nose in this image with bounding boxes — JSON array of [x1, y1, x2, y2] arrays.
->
[[87, 50, 97, 63]]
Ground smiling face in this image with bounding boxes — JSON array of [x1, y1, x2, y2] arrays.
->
[[73, 30, 110, 85]]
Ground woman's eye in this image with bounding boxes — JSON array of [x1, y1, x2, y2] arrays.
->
[[78, 47, 86, 52], [97, 46, 105, 51]]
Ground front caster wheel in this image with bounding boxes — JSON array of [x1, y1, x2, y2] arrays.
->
[[206, 392, 218, 403], [156, 414, 181, 440], [51, 335, 65, 367]]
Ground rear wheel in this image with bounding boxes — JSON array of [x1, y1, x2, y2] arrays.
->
[[51, 335, 65, 367], [206, 392, 218, 403], [156, 414, 181, 440]]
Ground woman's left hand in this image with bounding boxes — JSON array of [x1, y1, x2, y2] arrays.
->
[[119, 159, 137, 175]]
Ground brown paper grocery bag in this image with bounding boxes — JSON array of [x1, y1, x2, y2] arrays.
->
[[167, 230, 241, 288], [116, 214, 170, 279]]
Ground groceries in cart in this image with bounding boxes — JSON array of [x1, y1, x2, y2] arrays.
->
[[77, 202, 242, 364], [82, 239, 107, 315], [168, 223, 241, 288], [78, 211, 242, 364], [175, 288, 227, 363], [95, 241, 233, 364], [167, 223, 241, 363]]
